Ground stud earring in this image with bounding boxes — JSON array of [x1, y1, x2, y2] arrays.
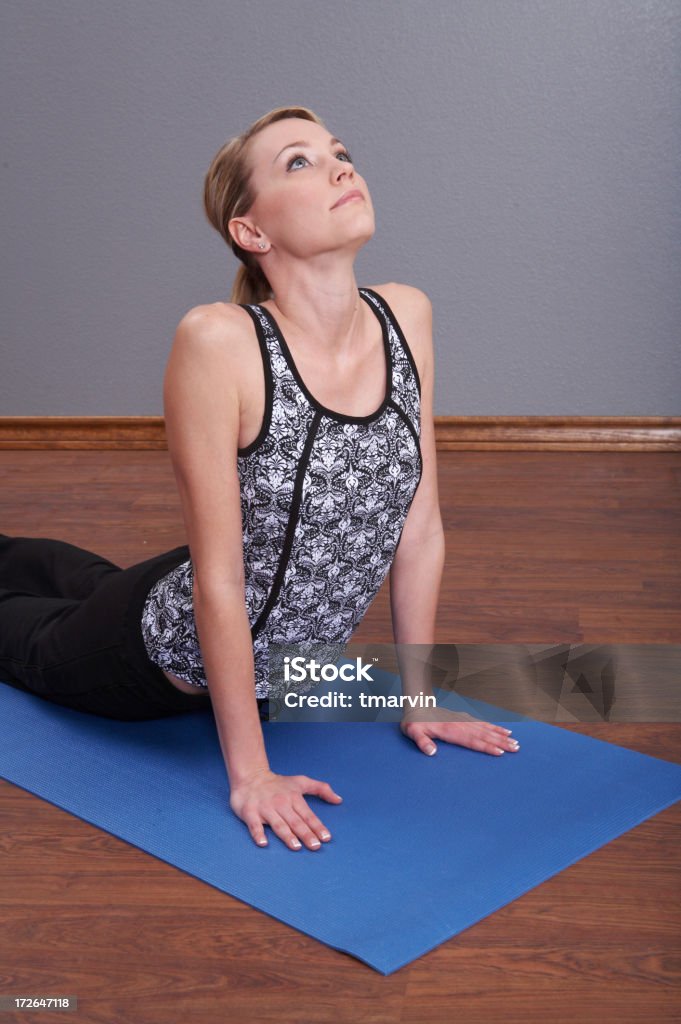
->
[[258, 242, 267, 250]]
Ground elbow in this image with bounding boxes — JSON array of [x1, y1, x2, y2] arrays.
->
[[193, 573, 246, 606], [395, 526, 445, 564]]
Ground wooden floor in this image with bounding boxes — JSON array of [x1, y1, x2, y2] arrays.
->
[[0, 449, 679, 1024]]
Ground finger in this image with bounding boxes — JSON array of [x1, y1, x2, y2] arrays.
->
[[415, 732, 438, 756], [490, 723, 517, 739], [490, 728, 520, 751], [296, 776, 343, 803], [291, 796, 333, 843], [401, 722, 436, 755], [475, 725, 520, 753], [243, 814, 269, 848], [471, 733, 513, 756], [282, 805, 326, 850], [267, 811, 307, 851], [436, 721, 520, 754]]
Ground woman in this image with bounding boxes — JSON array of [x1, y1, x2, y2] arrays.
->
[[0, 105, 519, 853]]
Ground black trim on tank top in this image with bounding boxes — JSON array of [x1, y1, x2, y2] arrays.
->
[[251, 409, 323, 640], [360, 287, 422, 398], [388, 399, 424, 490], [254, 290, 393, 425], [236, 304, 275, 457]]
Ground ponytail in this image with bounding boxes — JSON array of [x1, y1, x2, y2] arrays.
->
[[229, 260, 273, 305]]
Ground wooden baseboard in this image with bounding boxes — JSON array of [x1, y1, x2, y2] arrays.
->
[[0, 417, 169, 450], [0, 416, 679, 451], [435, 417, 681, 451]]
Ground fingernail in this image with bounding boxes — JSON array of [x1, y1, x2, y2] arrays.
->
[[310, 840, 321, 848], [291, 839, 301, 848], [321, 831, 331, 840], [427, 745, 436, 755]]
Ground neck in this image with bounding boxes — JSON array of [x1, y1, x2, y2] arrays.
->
[[261, 251, 364, 354]]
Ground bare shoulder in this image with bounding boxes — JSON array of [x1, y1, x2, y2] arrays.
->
[[365, 282, 431, 320], [364, 282, 433, 377], [173, 301, 255, 354], [168, 301, 261, 394]]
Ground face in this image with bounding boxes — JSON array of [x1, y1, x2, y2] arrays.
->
[[230, 117, 375, 259]]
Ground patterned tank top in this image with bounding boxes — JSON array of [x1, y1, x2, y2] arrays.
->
[[140, 287, 423, 698]]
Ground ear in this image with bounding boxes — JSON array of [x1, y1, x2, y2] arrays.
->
[[228, 216, 265, 254]]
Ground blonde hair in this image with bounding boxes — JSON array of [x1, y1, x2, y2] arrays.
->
[[203, 105, 327, 305]]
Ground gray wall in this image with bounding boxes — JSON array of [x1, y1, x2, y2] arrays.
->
[[2, 0, 679, 416]]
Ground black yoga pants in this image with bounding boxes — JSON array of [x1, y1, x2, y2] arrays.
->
[[0, 533, 226, 722]]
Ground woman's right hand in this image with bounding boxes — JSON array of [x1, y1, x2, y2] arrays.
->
[[229, 768, 343, 851]]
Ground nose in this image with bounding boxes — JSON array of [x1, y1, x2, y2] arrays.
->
[[332, 157, 354, 182]]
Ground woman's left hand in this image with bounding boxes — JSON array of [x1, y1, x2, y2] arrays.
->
[[400, 707, 521, 757]]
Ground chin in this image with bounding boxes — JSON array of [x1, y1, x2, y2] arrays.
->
[[348, 210, 375, 240], [357, 222, 376, 246]]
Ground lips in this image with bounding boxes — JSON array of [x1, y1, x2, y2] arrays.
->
[[331, 189, 364, 209]]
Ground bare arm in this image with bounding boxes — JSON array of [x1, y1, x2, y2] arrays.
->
[[163, 306, 269, 786], [387, 287, 519, 758], [163, 305, 342, 849], [388, 288, 445, 701]]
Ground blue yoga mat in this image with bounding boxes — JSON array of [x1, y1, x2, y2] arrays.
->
[[1, 682, 680, 975]]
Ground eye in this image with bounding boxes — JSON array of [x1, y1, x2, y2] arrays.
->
[[285, 149, 355, 172], [286, 153, 309, 171]]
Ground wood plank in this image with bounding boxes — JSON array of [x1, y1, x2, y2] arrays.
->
[[0, 449, 679, 1023]]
